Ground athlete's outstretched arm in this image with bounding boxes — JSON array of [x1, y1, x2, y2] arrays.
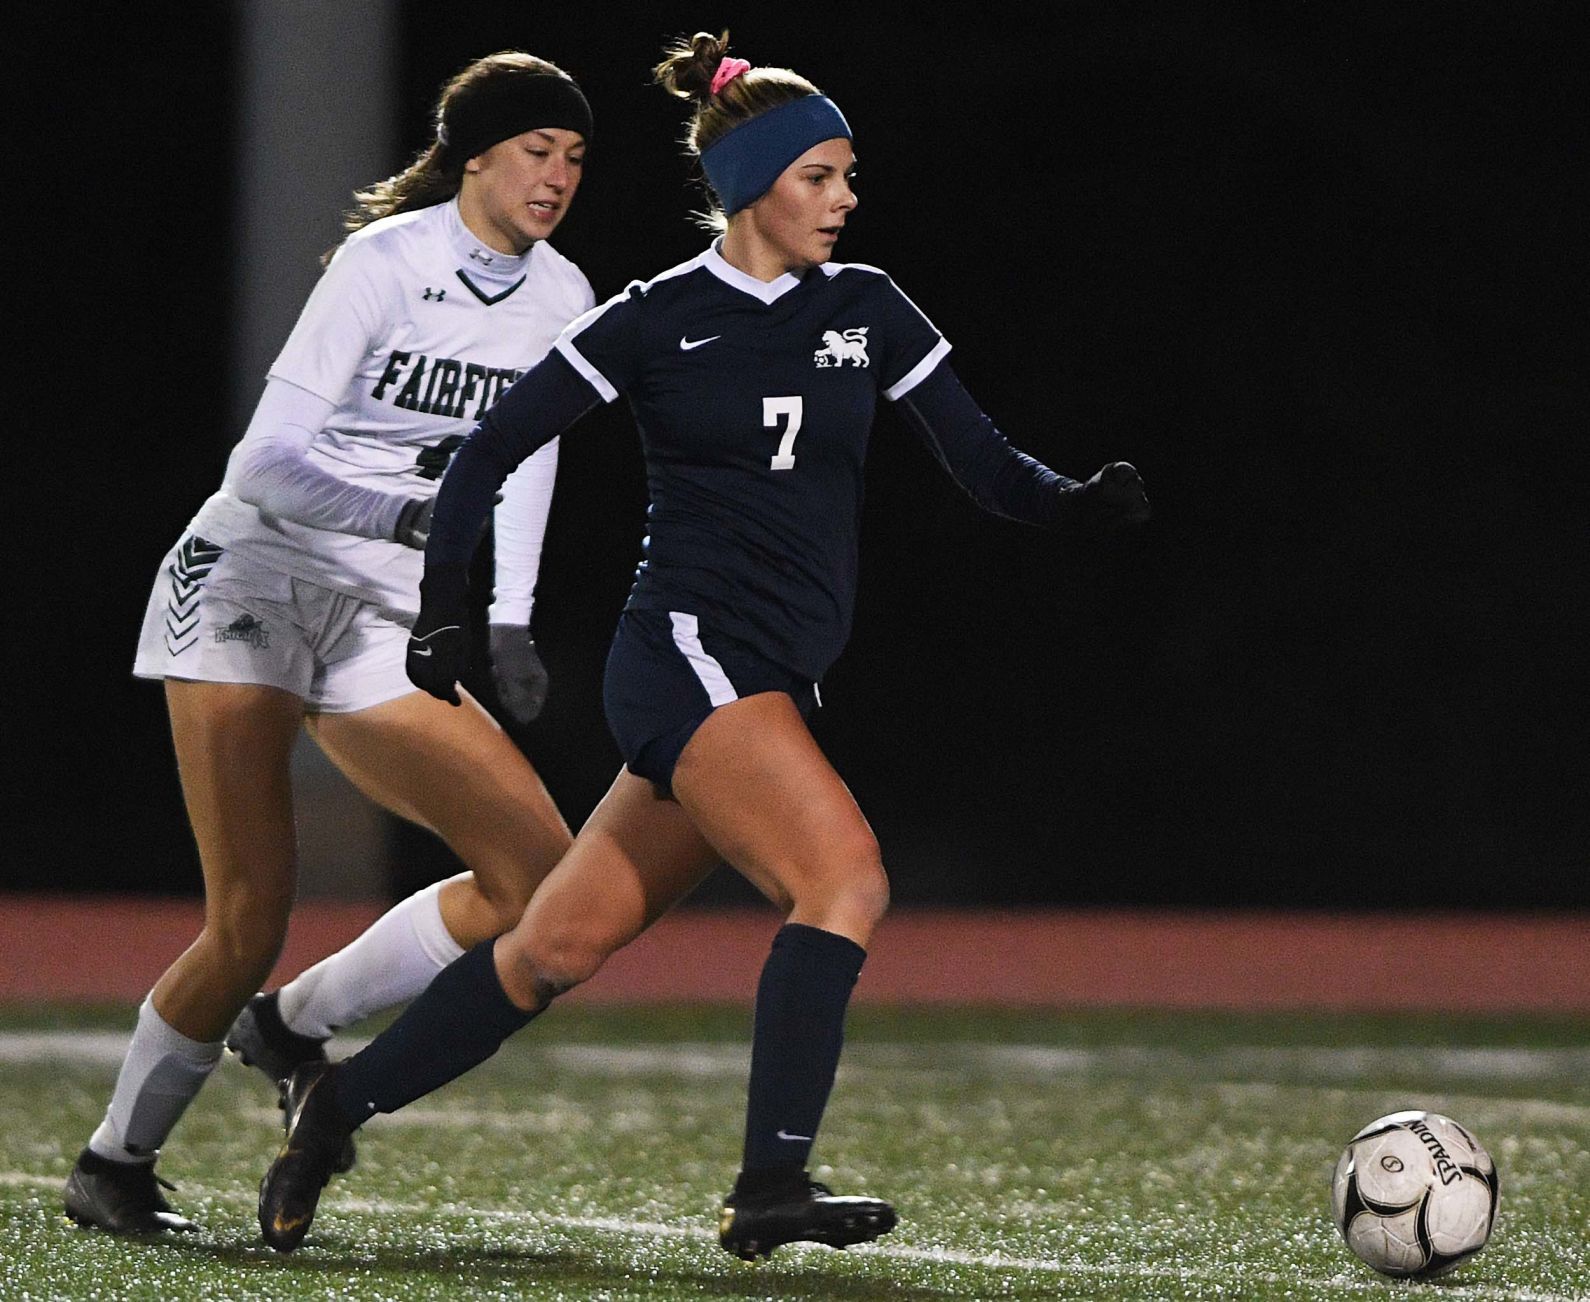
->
[[408, 351, 600, 703], [895, 363, 1150, 531]]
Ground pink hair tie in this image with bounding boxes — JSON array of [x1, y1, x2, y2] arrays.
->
[[710, 57, 751, 96]]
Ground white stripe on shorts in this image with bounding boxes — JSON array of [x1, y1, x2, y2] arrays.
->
[[668, 612, 739, 707]]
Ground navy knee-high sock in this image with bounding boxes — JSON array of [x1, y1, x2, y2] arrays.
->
[[331, 941, 540, 1127], [739, 923, 867, 1184]]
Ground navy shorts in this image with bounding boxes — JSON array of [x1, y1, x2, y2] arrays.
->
[[603, 609, 820, 795]]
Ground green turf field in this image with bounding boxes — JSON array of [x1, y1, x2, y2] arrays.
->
[[2, 1005, 1585, 1300]]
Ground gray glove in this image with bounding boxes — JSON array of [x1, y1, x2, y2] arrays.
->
[[394, 497, 435, 549], [488, 624, 549, 724], [398, 492, 504, 550]]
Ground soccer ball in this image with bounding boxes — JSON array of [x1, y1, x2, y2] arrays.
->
[[1331, 1110, 1499, 1278]]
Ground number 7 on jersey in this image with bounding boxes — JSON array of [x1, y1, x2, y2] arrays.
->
[[764, 396, 803, 471]]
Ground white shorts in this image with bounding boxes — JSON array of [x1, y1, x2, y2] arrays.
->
[[132, 532, 418, 714]]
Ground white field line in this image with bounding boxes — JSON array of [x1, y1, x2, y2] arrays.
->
[[232, 1090, 1590, 1138], [1209, 1082, 1590, 1127], [2, 1171, 1582, 1301], [6, 1034, 1588, 1127], [4, 1032, 1589, 1085]]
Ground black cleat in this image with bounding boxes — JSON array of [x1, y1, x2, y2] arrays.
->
[[258, 1061, 353, 1252], [63, 1148, 199, 1235], [226, 992, 327, 1084], [718, 1178, 897, 1260], [227, 993, 355, 1174]]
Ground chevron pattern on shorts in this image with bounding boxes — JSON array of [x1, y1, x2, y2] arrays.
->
[[164, 535, 223, 655]]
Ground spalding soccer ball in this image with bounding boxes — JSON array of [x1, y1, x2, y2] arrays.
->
[[1331, 1110, 1499, 1278]]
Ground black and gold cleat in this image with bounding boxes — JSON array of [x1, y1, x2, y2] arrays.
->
[[227, 993, 355, 1174], [258, 1061, 353, 1252], [718, 1178, 897, 1260], [63, 1148, 199, 1235]]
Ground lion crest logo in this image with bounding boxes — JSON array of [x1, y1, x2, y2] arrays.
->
[[814, 327, 870, 368]]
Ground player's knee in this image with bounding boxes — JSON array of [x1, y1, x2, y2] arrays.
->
[[496, 928, 602, 1010], [468, 871, 536, 935], [515, 882, 631, 987], [789, 828, 890, 927], [525, 925, 611, 990], [842, 855, 892, 931]]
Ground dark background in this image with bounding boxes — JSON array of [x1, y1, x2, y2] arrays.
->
[[18, 3, 1586, 907]]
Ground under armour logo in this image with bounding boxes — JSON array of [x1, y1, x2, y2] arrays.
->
[[423, 287, 446, 301]]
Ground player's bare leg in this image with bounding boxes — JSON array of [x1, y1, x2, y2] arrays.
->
[[671, 691, 889, 947], [229, 687, 573, 1171], [491, 767, 724, 1004], [68, 681, 302, 1234], [670, 691, 895, 1258], [307, 687, 572, 945], [259, 767, 721, 1250], [153, 682, 303, 1036]]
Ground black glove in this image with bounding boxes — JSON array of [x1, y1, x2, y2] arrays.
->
[[406, 565, 469, 706], [1060, 461, 1151, 531], [488, 625, 550, 725], [394, 497, 435, 549]]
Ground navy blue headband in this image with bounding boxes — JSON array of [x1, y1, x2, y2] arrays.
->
[[700, 96, 852, 215]]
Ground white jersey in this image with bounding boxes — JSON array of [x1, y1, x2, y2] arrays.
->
[[190, 197, 594, 620]]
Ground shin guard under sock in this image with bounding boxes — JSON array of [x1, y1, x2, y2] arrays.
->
[[332, 941, 540, 1126], [88, 994, 223, 1163], [740, 923, 867, 1175], [278, 878, 465, 1039]]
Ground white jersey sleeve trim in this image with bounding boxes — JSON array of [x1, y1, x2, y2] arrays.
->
[[818, 260, 888, 279], [490, 437, 559, 625], [884, 337, 953, 402], [552, 288, 633, 403], [554, 336, 618, 403], [227, 377, 408, 540]]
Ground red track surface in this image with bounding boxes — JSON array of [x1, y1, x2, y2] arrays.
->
[[1, 895, 1585, 1012]]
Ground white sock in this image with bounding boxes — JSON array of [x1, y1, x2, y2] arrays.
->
[[276, 875, 468, 1039], [88, 994, 223, 1164]]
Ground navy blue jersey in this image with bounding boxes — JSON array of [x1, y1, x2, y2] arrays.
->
[[425, 241, 1077, 683], [556, 243, 949, 678]]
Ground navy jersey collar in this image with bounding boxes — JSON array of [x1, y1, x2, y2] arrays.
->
[[702, 239, 804, 305]]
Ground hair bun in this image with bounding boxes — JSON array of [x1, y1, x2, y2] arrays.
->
[[654, 30, 730, 103]]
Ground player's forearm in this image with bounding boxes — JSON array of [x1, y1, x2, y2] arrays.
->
[[230, 378, 408, 540], [897, 364, 1079, 528], [488, 439, 560, 625]]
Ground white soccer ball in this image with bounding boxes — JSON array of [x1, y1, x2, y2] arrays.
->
[[1331, 1110, 1499, 1278]]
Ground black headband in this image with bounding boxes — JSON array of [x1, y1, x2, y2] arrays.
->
[[437, 71, 593, 164]]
